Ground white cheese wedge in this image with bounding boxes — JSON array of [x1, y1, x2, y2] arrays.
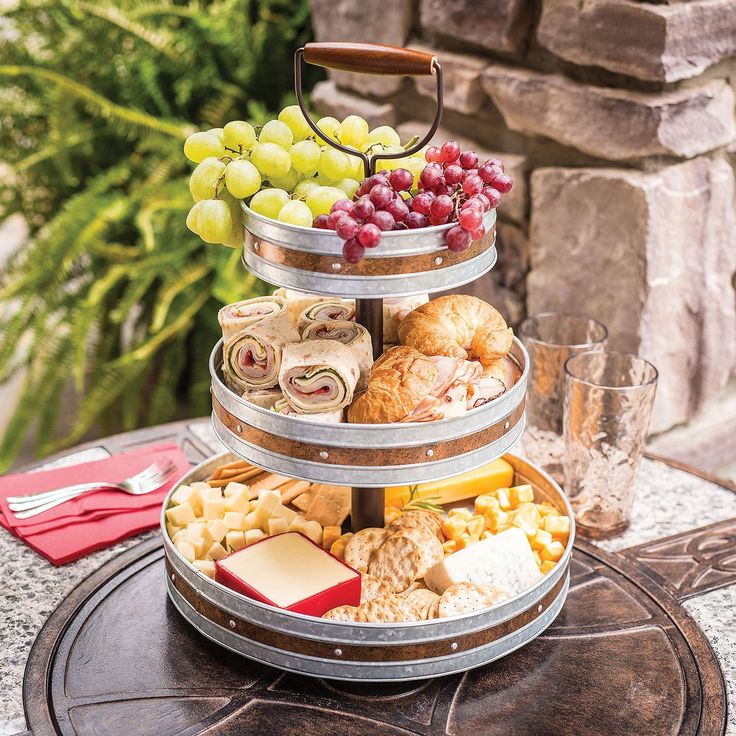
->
[[424, 527, 544, 596]]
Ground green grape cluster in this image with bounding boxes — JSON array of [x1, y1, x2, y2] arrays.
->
[[184, 106, 423, 238]]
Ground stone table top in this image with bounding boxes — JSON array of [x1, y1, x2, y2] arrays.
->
[[1, 419, 735, 735]]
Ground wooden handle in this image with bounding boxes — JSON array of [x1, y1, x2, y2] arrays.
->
[[303, 42, 436, 76]]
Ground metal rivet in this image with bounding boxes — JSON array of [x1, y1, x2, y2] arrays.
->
[[426, 449, 434, 458], [229, 619, 237, 629], [537, 604, 543, 613], [170, 574, 175, 582], [319, 450, 329, 459], [450, 642, 458, 651], [331, 262, 342, 271], [434, 256, 443, 266], [253, 242, 260, 252], [334, 648, 342, 656], [504, 420, 510, 430], [236, 424, 242, 433]]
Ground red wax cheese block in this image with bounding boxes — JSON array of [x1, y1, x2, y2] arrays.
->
[[215, 531, 361, 616]]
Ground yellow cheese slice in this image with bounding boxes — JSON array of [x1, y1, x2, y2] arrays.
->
[[385, 458, 515, 508]]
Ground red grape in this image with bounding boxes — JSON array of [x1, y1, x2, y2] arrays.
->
[[377, 169, 390, 178], [331, 199, 355, 216], [470, 225, 486, 240], [369, 184, 393, 209], [412, 192, 434, 215], [313, 214, 329, 229], [491, 172, 513, 193], [353, 197, 375, 220], [444, 164, 464, 185], [478, 163, 502, 184], [441, 140, 461, 163], [368, 210, 395, 231], [430, 194, 454, 220], [434, 182, 456, 197], [462, 175, 483, 196], [385, 197, 409, 222], [388, 168, 413, 191], [429, 214, 449, 226], [405, 211, 428, 229], [425, 146, 442, 163], [343, 238, 365, 263], [481, 187, 501, 208], [468, 193, 491, 211], [419, 166, 443, 190], [487, 158, 505, 171], [458, 207, 482, 231], [446, 226, 471, 252], [357, 223, 381, 248], [327, 210, 348, 230], [336, 217, 358, 240], [459, 151, 479, 169]]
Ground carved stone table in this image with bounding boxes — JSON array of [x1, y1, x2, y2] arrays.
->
[[2, 419, 735, 735]]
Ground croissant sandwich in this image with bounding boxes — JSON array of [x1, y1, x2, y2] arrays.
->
[[398, 295, 513, 365]]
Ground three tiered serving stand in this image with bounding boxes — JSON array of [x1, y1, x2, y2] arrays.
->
[[162, 42, 575, 681]]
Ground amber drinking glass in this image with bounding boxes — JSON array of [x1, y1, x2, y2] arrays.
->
[[563, 351, 658, 538], [518, 313, 608, 483]]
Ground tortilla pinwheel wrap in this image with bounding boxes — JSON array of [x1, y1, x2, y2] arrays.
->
[[241, 387, 284, 410], [223, 313, 300, 391], [273, 288, 333, 326], [278, 340, 360, 414], [271, 398, 344, 424], [297, 299, 356, 334], [382, 294, 429, 344], [217, 295, 287, 340], [302, 320, 373, 391]]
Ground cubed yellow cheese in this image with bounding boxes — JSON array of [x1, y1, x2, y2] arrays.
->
[[182, 532, 206, 557], [166, 524, 183, 539], [540, 540, 565, 563], [203, 498, 227, 520], [516, 502, 542, 522], [537, 502, 558, 517], [207, 518, 229, 543], [225, 530, 246, 551], [474, 494, 500, 515], [448, 508, 473, 520], [442, 516, 467, 540], [250, 493, 280, 525], [225, 481, 254, 499], [301, 520, 323, 545], [466, 515, 485, 538], [533, 551, 542, 567], [532, 528, 553, 550], [385, 458, 514, 508], [267, 517, 289, 536], [194, 559, 216, 578], [485, 509, 509, 533], [172, 528, 188, 545], [322, 525, 342, 550], [245, 528, 266, 546], [187, 522, 214, 548], [223, 511, 245, 531], [175, 540, 196, 563], [509, 484, 535, 506], [165, 502, 196, 527], [443, 540, 457, 555], [454, 533, 475, 550], [224, 492, 250, 514], [495, 488, 512, 510], [543, 515, 571, 537], [330, 532, 353, 560], [540, 560, 557, 575], [207, 541, 228, 561]]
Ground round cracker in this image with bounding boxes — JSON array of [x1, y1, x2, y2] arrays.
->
[[397, 580, 427, 597], [322, 605, 361, 621], [360, 574, 395, 604], [388, 511, 443, 541], [427, 598, 441, 619], [389, 525, 443, 577], [358, 595, 406, 623], [368, 535, 423, 592], [438, 582, 509, 618], [406, 588, 441, 620], [344, 527, 389, 573], [392, 596, 421, 622]]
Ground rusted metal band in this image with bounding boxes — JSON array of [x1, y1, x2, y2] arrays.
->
[[245, 224, 495, 277], [166, 554, 568, 662], [212, 395, 525, 466]]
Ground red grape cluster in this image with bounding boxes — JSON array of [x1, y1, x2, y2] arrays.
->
[[313, 140, 512, 263]]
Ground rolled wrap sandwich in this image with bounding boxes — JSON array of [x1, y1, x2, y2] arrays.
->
[[223, 313, 300, 391], [242, 387, 284, 410], [297, 299, 356, 334], [218, 295, 286, 340], [383, 294, 429, 345], [273, 288, 332, 326], [278, 340, 360, 414], [272, 397, 344, 424], [302, 320, 373, 391]]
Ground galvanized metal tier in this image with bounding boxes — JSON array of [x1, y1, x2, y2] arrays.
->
[[241, 203, 497, 299], [162, 451, 574, 682], [209, 337, 528, 488]]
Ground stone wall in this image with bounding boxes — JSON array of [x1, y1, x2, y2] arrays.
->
[[309, 0, 736, 443]]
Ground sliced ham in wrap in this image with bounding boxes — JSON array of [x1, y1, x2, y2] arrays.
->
[[302, 320, 373, 391], [242, 387, 283, 410], [272, 397, 344, 424], [383, 294, 429, 344], [297, 300, 356, 334], [223, 313, 300, 391], [218, 295, 286, 340], [278, 340, 360, 414], [273, 288, 334, 326]]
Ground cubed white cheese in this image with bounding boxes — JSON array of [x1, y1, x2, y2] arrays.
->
[[207, 518, 229, 543], [165, 502, 196, 527]]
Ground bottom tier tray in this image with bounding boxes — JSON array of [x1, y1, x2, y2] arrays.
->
[[161, 451, 574, 682]]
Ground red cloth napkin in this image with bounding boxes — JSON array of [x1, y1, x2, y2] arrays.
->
[[0, 443, 191, 565]]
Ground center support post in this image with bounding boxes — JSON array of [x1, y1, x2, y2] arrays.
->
[[352, 299, 385, 531]]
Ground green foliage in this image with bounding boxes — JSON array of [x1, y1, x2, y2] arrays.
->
[[0, 0, 319, 469]]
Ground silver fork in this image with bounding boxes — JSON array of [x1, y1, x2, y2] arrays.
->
[[8, 461, 177, 519]]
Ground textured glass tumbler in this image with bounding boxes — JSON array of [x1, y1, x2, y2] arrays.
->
[[518, 313, 608, 483], [563, 351, 658, 538]]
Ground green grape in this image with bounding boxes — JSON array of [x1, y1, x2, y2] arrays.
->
[[184, 131, 225, 163], [339, 115, 369, 148], [293, 178, 319, 198], [223, 121, 256, 152], [333, 178, 360, 199], [219, 188, 244, 226], [222, 223, 243, 249], [224, 159, 262, 199], [290, 140, 321, 174], [249, 188, 290, 219], [373, 144, 406, 172], [405, 156, 426, 188], [347, 154, 365, 181], [318, 148, 351, 181], [305, 186, 345, 217], [364, 125, 401, 149], [197, 199, 232, 243], [269, 167, 300, 192], [259, 120, 293, 149], [277, 200, 313, 227], [316, 116, 340, 142], [210, 127, 224, 137], [278, 105, 312, 141], [189, 157, 226, 201], [251, 142, 292, 179], [316, 170, 335, 185], [186, 201, 203, 233]]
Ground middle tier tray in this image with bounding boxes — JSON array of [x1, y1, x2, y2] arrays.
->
[[210, 337, 528, 487]]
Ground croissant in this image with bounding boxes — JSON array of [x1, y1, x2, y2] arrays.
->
[[347, 346, 438, 424], [398, 295, 513, 365]]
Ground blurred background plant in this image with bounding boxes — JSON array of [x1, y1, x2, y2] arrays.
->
[[0, 0, 320, 470]]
